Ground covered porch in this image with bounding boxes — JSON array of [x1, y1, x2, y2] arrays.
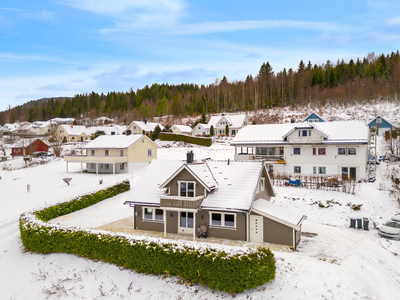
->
[[64, 155, 128, 174]]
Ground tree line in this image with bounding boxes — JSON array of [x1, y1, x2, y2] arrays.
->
[[1, 50, 399, 125]]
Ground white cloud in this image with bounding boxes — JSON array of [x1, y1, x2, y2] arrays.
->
[[386, 16, 400, 25]]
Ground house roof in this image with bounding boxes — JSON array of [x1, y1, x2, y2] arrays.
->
[[126, 159, 266, 212], [172, 125, 193, 133], [252, 199, 305, 230], [160, 163, 217, 191], [302, 112, 327, 122], [59, 124, 91, 136], [129, 121, 165, 132], [232, 121, 369, 145], [50, 117, 75, 123], [367, 115, 394, 127], [83, 134, 158, 149], [87, 126, 126, 135], [208, 114, 247, 128]]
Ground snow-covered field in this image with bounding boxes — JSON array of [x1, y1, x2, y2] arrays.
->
[[1, 103, 400, 299]]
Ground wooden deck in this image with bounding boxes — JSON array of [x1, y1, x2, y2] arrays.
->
[[96, 216, 292, 252]]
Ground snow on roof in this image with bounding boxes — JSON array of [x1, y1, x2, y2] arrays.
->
[[252, 199, 305, 229], [87, 126, 125, 135], [367, 115, 395, 127], [128, 160, 185, 205], [132, 121, 165, 132], [201, 160, 262, 211], [59, 124, 91, 136], [208, 114, 247, 128], [232, 121, 369, 145], [83, 134, 149, 149], [172, 125, 192, 133], [50, 117, 75, 123], [303, 112, 327, 122], [127, 159, 264, 211], [196, 123, 211, 130]]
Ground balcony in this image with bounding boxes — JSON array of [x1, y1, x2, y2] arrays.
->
[[64, 155, 128, 163], [234, 154, 285, 164], [160, 195, 204, 209]]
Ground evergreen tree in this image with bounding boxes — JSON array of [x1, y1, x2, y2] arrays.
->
[[201, 106, 207, 123], [225, 124, 229, 136], [210, 125, 214, 136]]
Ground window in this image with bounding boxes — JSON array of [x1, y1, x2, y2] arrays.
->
[[147, 149, 153, 157], [338, 148, 346, 155], [293, 147, 301, 155], [210, 212, 236, 228], [309, 119, 319, 123], [142, 139, 145, 143], [120, 150, 124, 156], [302, 130, 308, 137], [179, 181, 195, 197], [313, 147, 326, 155], [376, 117, 382, 124], [120, 163, 124, 170], [100, 164, 103, 169], [268, 147, 275, 156], [348, 148, 356, 155], [313, 166, 317, 174], [105, 150, 109, 156], [260, 177, 265, 192], [133, 126, 136, 129], [91, 163, 95, 169], [294, 166, 301, 173], [143, 207, 164, 221], [91, 150, 95, 156], [105, 164, 109, 170], [319, 167, 326, 174]]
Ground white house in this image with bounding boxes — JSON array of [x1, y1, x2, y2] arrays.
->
[[231, 121, 370, 181], [171, 124, 193, 135], [124, 120, 164, 135], [88, 125, 127, 136], [193, 114, 249, 136], [64, 134, 159, 174]]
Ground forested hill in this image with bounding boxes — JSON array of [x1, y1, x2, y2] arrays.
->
[[1, 51, 399, 125]]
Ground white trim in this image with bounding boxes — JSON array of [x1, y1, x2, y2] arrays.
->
[[209, 211, 237, 229], [178, 180, 196, 197], [142, 206, 164, 222], [251, 208, 303, 231]]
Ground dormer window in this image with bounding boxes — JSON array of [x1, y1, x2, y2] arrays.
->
[[179, 181, 195, 197]]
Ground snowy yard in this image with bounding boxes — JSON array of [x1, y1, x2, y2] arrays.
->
[[1, 138, 400, 299]]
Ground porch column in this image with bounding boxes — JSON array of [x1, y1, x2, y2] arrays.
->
[[66, 161, 68, 173], [163, 209, 167, 238], [235, 146, 237, 155], [96, 163, 98, 175], [81, 163, 83, 173], [246, 212, 250, 241], [193, 211, 196, 241], [113, 162, 115, 175]]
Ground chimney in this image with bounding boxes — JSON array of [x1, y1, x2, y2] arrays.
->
[[71, 123, 73, 128], [291, 118, 295, 123], [186, 150, 194, 164], [144, 119, 147, 124], [319, 108, 323, 116]]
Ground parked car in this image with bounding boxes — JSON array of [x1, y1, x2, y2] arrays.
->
[[378, 215, 400, 240]]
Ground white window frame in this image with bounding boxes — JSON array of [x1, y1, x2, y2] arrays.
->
[[142, 207, 164, 222], [293, 147, 301, 155], [105, 164, 109, 170], [209, 212, 236, 229], [178, 181, 196, 197], [313, 147, 326, 155], [260, 177, 265, 192], [120, 149, 124, 156], [338, 147, 346, 155], [147, 149, 153, 157], [348, 147, 357, 155], [120, 163, 124, 170], [105, 149, 109, 156], [90, 149, 95, 156], [319, 166, 326, 174], [294, 166, 301, 173]]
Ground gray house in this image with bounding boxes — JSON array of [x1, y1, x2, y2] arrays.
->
[[124, 154, 305, 249]]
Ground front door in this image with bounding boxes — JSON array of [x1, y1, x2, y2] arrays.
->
[[179, 211, 194, 234], [250, 215, 263, 242]]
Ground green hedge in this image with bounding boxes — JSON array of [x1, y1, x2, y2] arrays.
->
[[20, 181, 276, 293], [35, 180, 130, 221], [160, 132, 212, 147]]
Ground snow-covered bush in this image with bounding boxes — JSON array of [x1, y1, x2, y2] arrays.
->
[[19, 181, 276, 293]]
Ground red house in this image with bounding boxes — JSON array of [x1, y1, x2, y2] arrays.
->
[[12, 139, 50, 156]]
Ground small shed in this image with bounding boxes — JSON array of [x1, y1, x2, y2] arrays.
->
[[368, 116, 394, 136], [11, 139, 50, 156]]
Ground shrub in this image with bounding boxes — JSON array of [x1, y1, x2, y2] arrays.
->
[[159, 132, 212, 147]]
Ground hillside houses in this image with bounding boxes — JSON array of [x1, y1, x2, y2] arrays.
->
[[124, 120, 164, 135], [231, 120, 370, 181], [56, 124, 92, 143]]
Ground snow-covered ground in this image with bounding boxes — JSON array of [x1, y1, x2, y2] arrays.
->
[[1, 103, 400, 299]]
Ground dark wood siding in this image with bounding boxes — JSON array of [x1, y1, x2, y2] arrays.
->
[[164, 168, 205, 197]]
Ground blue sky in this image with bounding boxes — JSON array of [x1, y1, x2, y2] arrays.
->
[[1, 0, 400, 111]]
